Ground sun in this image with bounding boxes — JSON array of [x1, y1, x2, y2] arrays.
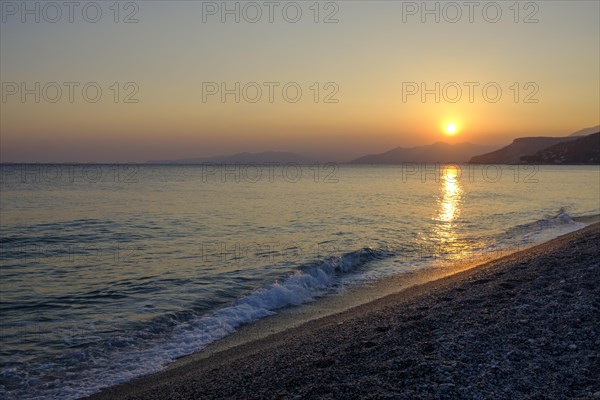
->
[[444, 123, 459, 136]]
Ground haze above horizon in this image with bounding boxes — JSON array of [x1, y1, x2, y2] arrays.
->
[[1, 1, 599, 162]]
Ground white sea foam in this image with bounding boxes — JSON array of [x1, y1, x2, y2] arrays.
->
[[1, 210, 594, 400], [0, 248, 388, 400]]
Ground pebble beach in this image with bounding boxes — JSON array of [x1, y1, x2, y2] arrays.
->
[[86, 223, 600, 400]]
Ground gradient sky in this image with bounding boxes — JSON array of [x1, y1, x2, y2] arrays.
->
[[1, 0, 599, 162]]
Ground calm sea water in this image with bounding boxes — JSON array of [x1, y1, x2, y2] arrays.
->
[[1, 164, 599, 399]]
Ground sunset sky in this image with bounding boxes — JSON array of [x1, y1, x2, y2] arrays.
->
[[1, 1, 599, 162]]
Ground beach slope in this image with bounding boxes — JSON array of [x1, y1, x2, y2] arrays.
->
[[86, 223, 600, 400]]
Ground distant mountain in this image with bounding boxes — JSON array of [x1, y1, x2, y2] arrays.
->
[[569, 125, 600, 137], [350, 142, 494, 164], [521, 132, 599, 164], [469, 137, 578, 164], [146, 151, 313, 164]]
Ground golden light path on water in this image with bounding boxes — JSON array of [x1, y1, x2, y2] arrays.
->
[[439, 165, 462, 223], [433, 165, 465, 260]]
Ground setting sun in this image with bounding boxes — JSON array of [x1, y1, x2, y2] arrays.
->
[[444, 123, 459, 136], [1, 2, 599, 398]]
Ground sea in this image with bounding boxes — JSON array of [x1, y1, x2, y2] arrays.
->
[[1, 163, 599, 399]]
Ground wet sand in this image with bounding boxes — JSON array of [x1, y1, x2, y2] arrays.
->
[[85, 223, 600, 399]]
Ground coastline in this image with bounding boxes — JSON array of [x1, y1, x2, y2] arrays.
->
[[111, 214, 600, 372], [85, 223, 600, 399]]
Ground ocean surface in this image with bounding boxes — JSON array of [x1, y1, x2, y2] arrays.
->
[[1, 164, 599, 399]]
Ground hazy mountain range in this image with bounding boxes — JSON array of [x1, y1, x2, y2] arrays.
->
[[146, 126, 600, 165], [468, 137, 579, 164], [349, 142, 495, 164], [470, 126, 599, 164], [520, 132, 599, 165], [146, 151, 313, 165], [569, 125, 600, 136]]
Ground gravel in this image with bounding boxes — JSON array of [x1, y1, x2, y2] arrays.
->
[[85, 223, 600, 400]]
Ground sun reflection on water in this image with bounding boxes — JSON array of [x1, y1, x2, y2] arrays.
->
[[432, 165, 465, 259], [439, 165, 462, 223]]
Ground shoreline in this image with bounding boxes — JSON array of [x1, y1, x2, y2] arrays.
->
[[85, 222, 600, 399], [118, 215, 600, 370], [167, 245, 523, 367]]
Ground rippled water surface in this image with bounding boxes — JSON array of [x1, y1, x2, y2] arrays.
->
[[1, 164, 599, 399]]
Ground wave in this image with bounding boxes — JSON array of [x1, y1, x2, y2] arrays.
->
[[495, 208, 586, 248], [1, 209, 592, 400], [145, 247, 394, 356], [0, 247, 393, 400], [171, 247, 392, 340]]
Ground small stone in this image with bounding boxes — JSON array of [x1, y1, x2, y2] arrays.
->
[[438, 383, 456, 394], [362, 340, 377, 348], [568, 344, 577, 350]]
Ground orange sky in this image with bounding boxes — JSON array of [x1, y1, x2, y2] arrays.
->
[[1, 1, 598, 162]]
